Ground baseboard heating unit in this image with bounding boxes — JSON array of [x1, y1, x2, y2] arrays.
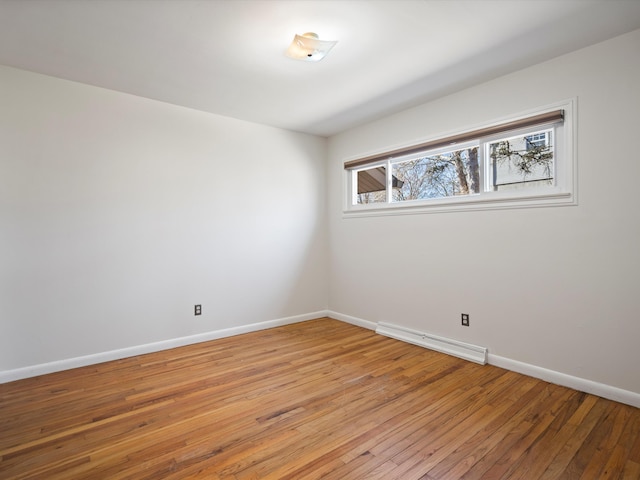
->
[[376, 322, 488, 365]]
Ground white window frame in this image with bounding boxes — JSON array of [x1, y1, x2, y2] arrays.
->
[[343, 99, 577, 217]]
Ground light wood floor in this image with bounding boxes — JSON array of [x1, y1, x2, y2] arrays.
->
[[1, 318, 639, 479]]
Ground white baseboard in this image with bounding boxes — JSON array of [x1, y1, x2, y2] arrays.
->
[[327, 310, 377, 330], [0, 310, 329, 384], [488, 354, 640, 409]]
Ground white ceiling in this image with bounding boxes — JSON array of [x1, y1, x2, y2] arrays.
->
[[0, 0, 639, 137]]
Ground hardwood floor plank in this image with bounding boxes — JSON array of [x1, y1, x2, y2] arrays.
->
[[625, 414, 640, 464], [437, 387, 576, 479], [491, 392, 608, 480], [622, 460, 640, 479], [564, 403, 632, 479], [480, 391, 592, 479], [424, 377, 544, 479], [539, 402, 619, 480], [1, 318, 638, 479], [457, 386, 571, 480]]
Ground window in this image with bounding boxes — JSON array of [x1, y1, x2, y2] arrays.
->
[[355, 166, 387, 204], [489, 128, 554, 191], [344, 101, 575, 216], [390, 143, 480, 202]]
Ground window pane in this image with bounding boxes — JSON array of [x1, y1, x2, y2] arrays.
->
[[392, 146, 480, 202], [488, 129, 554, 191], [356, 166, 387, 204]]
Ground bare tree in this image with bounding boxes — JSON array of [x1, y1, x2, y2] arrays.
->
[[393, 147, 479, 201], [467, 147, 480, 193], [490, 137, 553, 190]]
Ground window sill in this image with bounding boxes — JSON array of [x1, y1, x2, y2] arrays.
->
[[343, 189, 576, 218]]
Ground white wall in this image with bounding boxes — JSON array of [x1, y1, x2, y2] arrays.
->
[[0, 66, 328, 372], [328, 30, 640, 396]]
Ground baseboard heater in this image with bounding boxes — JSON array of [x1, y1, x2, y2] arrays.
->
[[376, 322, 488, 365]]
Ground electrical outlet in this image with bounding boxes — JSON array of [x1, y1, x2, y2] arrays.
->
[[461, 313, 469, 326], [194, 304, 202, 316]]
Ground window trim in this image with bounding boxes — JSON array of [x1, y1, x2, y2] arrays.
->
[[343, 99, 577, 217]]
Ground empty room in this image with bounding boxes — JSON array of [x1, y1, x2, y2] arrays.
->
[[1, 1, 639, 478]]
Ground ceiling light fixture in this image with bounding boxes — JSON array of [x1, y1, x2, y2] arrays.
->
[[285, 32, 337, 62]]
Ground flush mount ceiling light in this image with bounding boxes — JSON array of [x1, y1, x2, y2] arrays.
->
[[285, 32, 337, 62]]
